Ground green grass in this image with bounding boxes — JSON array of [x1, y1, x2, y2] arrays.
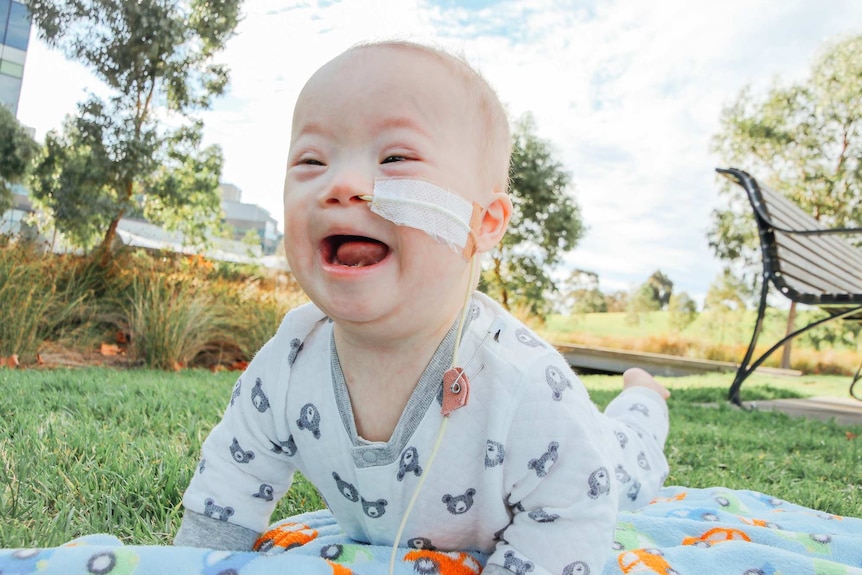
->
[[0, 368, 323, 548], [1, 368, 860, 549]]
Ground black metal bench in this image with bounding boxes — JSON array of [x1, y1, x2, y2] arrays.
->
[[716, 168, 862, 405]]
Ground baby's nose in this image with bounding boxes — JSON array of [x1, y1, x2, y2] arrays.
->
[[322, 168, 373, 206]]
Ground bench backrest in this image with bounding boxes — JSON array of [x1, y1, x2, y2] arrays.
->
[[718, 168, 862, 307]]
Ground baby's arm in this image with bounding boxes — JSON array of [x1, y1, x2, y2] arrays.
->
[[483, 358, 622, 575], [483, 362, 670, 574], [175, 337, 299, 550]]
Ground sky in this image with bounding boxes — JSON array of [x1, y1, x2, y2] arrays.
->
[[15, 0, 862, 304]]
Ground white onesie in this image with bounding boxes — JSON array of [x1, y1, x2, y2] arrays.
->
[[178, 292, 669, 575]]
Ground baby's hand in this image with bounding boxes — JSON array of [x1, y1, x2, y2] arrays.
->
[[623, 368, 670, 400]]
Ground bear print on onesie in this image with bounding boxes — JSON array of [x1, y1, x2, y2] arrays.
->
[[269, 436, 298, 457], [442, 489, 476, 515], [230, 379, 241, 406], [229, 438, 254, 464], [332, 472, 359, 502], [397, 447, 423, 481], [587, 467, 611, 500], [527, 442, 559, 478], [251, 378, 270, 412], [297, 403, 321, 439], [545, 366, 573, 401], [287, 338, 303, 366], [203, 498, 234, 521], [253, 484, 274, 501], [503, 551, 534, 575], [361, 497, 388, 518], [485, 440, 505, 468]]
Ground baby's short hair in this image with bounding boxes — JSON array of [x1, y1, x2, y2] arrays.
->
[[348, 40, 512, 194]]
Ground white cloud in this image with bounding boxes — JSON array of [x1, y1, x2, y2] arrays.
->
[[15, 0, 862, 302]]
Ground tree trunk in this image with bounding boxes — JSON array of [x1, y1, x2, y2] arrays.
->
[[97, 180, 134, 267], [780, 301, 797, 369], [97, 215, 122, 267]]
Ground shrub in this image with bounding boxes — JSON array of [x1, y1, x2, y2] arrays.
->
[[119, 271, 224, 370], [0, 240, 92, 363], [204, 276, 308, 366]]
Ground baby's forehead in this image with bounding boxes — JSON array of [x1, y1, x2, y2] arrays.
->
[[291, 47, 475, 133], [300, 44, 476, 105]]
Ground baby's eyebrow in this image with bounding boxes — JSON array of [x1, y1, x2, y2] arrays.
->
[[293, 120, 336, 140], [374, 115, 433, 140]]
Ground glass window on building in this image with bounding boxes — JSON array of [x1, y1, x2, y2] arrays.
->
[[0, 59, 23, 78], [5, 1, 30, 51], [0, 72, 22, 113], [0, 0, 11, 45]]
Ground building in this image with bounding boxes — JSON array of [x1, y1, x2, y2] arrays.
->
[[0, 0, 31, 116], [219, 183, 281, 255]]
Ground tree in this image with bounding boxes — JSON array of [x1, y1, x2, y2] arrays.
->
[[558, 269, 607, 314], [0, 105, 39, 216], [482, 114, 585, 317], [604, 290, 629, 313], [631, 283, 662, 313], [668, 292, 697, 332], [708, 33, 862, 364], [26, 0, 240, 258], [637, 270, 673, 311], [702, 270, 751, 344]]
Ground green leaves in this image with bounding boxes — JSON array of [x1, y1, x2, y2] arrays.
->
[[25, 0, 241, 257], [483, 114, 585, 318], [710, 34, 862, 285], [0, 105, 39, 215]]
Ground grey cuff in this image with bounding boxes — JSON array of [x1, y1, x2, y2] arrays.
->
[[174, 509, 260, 551]]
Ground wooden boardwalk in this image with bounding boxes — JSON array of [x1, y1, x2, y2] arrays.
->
[[554, 342, 801, 378]]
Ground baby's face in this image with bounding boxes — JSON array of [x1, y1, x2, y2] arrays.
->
[[283, 46, 487, 332]]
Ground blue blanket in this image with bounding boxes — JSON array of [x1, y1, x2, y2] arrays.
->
[[2, 487, 861, 574]]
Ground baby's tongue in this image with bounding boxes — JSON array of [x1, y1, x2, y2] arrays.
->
[[336, 238, 388, 267]]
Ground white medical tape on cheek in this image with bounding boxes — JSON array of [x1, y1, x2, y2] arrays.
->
[[367, 178, 482, 259]]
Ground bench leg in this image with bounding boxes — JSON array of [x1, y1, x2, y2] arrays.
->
[[729, 281, 862, 406], [729, 279, 769, 406], [851, 363, 862, 401]]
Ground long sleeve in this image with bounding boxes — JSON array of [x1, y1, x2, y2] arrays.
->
[[177, 304, 326, 544], [483, 353, 621, 575]]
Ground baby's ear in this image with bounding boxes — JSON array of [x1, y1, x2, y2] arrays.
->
[[474, 192, 513, 253]]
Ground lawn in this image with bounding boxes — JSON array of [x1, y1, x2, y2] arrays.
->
[[0, 367, 860, 549]]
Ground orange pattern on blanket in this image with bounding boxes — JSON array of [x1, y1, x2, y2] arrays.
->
[[404, 550, 482, 575], [617, 548, 678, 575], [325, 559, 354, 575], [739, 516, 779, 528], [650, 492, 687, 504], [253, 522, 318, 552], [682, 527, 751, 547]]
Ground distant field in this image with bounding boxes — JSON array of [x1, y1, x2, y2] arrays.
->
[[545, 309, 823, 345], [540, 310, 860, 375]]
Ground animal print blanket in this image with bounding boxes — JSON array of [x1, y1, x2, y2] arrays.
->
[[1, 486, 861, 574]]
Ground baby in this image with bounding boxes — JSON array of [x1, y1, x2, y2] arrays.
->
[[175, 41, 671, 575]]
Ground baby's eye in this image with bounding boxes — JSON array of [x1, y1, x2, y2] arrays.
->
[[382, 155, 408, 164], [301, 158, 325, 166]]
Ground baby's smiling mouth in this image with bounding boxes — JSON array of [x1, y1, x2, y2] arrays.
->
[[323, 235, 390, 267]]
